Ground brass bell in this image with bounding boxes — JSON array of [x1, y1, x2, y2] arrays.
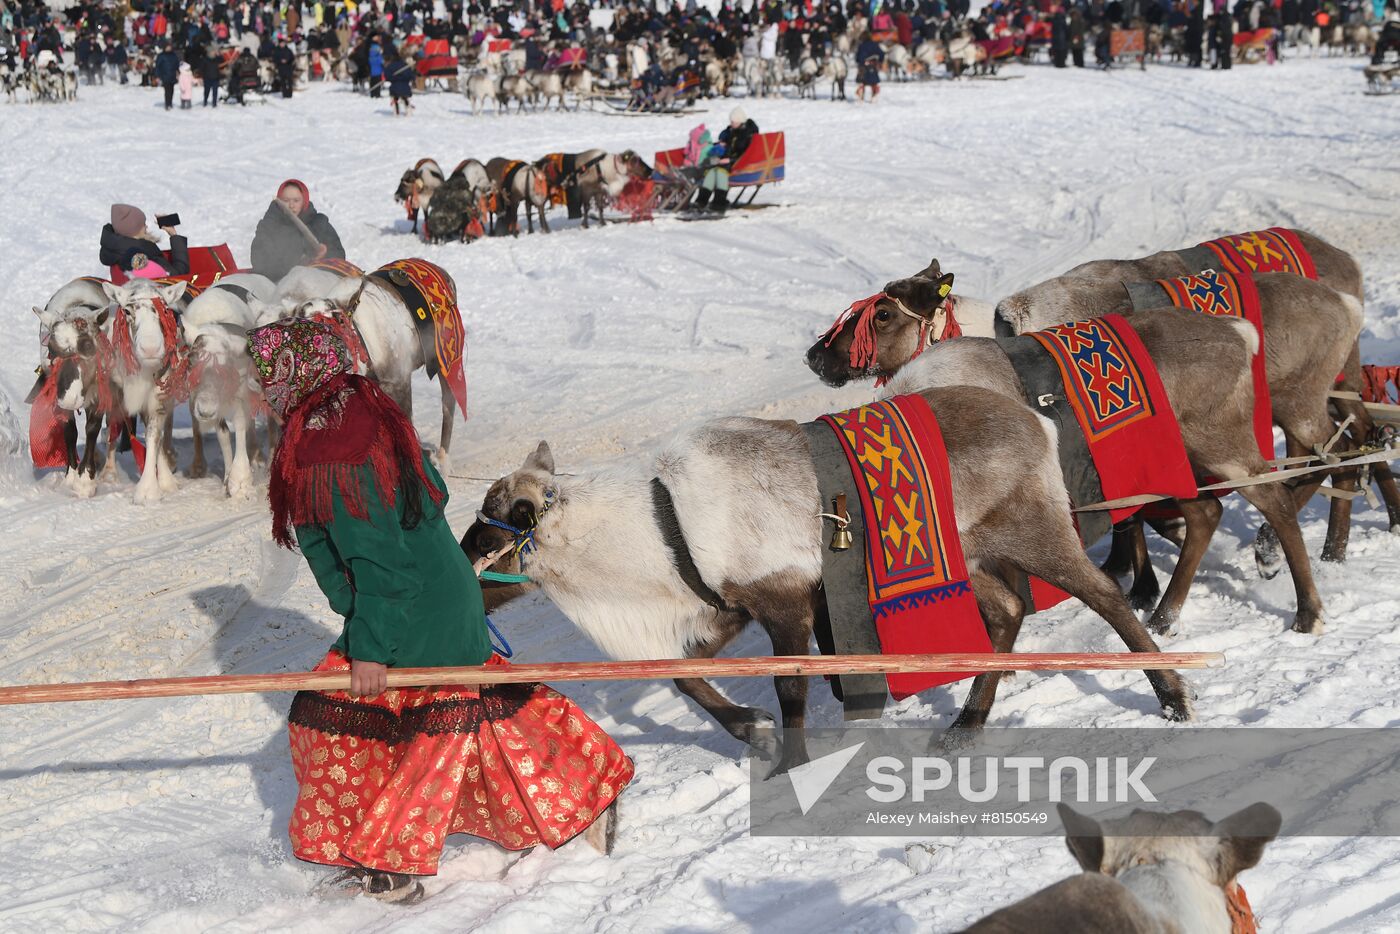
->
[[830, 493, 854, 551]]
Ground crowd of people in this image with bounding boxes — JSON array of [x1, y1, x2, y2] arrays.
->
[[3, 0, 1396, 110]]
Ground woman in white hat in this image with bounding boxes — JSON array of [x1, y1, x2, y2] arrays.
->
[[689, 106, 758, 215]]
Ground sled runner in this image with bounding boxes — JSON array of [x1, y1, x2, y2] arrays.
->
[[108, 243, 240, 290]]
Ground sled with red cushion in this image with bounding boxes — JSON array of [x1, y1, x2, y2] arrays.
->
[[108, 243, 241, 290], [651, 131, 786, 211], [417, 38, 459, 80]]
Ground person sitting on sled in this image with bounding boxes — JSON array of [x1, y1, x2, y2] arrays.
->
[[687, 106, 758, 215], [247, 319, 634, 905]]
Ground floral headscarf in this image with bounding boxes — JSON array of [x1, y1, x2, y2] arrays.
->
[[248, 318, 444, 549], [247, 319, 351, 420]]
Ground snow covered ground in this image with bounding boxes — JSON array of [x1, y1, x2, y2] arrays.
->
[[2, 57, 1399, 933]]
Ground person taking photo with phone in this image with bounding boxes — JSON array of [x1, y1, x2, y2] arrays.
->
[[99, 204, 190, 276]]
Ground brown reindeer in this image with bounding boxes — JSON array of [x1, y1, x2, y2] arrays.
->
[[485, 157, 551, 235], [999, 229, 1400, 564], [463, 389, 1194, 775], [992, 271, 1363, 621], [809, 281, 1327, 637]]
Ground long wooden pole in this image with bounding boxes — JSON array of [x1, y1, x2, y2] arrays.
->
[[0, 653, 1221, 707]]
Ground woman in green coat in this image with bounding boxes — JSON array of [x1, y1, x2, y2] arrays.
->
[[248, 319, 633, 904]]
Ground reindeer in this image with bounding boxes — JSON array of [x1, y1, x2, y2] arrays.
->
[[486, 157, 551, 235], [34, 310, 119, 497], [562, 65, 595, 107], [963, 803, 1280, 933], [824, 55, 849, 99], [394, 158, 446, 234], [996, 271, 1374, 603], [464, 390, 1196, 775], [464, 70, 501, 114], [181, 276, 278, 496], [574, 150, 651, 229], [524, 69, 566, 111], [291, 268, 464, 469], [498, 73, 536, 112], [1004, 228, 1398, 565], [796, 55, 821, 98], [809, 272, 1329, 637], [98, 280, 189, 504]]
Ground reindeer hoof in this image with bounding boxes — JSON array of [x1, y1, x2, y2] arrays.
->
[[1291, 613, 1326, 636], [736, 708, 780, 762], [1162, 694, 1195, 722], [1254, 524, 1283, 580], [1146, 610, 1178, 638], [71, 473, 98, 500], [937, 724, 984, 751], [133, 483, 162, 506], [432, 448, 450, 473]]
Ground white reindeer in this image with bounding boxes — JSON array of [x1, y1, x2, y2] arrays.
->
[[525, 69, 566, 111], [100, 279, 188, 504], [465, 70, 501, 114], [964, 803, 1281, 934], [182, 292, 260, 498], [293, 272, 462, 469]]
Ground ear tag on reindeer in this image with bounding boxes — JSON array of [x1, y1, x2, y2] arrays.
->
[[938, 282, 952, 298]]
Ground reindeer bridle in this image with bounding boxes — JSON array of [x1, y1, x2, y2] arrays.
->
[[820, 285, 959, 385]]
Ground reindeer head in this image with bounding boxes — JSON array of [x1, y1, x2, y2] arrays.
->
[[621, 150, 653, 179], [101, 279, 186, 370], [45, 311, 109, 412], [805, 259, 954, 387], [395, 167, 419, 204], [187, 327, 251, 423], [461, 442, 556, 567], [1060, 801, 1281, 893]]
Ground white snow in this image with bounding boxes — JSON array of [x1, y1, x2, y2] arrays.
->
[[2, 58, 1399, 932]]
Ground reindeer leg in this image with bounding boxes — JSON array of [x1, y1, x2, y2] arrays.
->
[[1008, 525, 1193, 722], [57, 415, 79, 490], [227, 403, 253, 499], [73, 410, 102, 498], [673, 613, 780, 762], [434, 380, 454, 472], [187, 400, 207, 478], [158, 404, 178, 493], [1145, 497, 1222, 636], [212, 415, 233, 481], [134, 404, 165, 504], [947, 567, 1026, 735], [1126, 518, 1163, 612], [1101, 522, 1136, 576], [1239, 481, 1326, 634], [539, 200, 550, 234], [754, 597, 817, 775]]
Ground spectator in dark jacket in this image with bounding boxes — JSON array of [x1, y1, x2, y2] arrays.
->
[[99, 203, 190, 275], [273, 35, 295, 97], [385, 51, 415, 114], [230, 47, 259, 103], [154, 42, 180, 109], [690, 106, 758, 215], [249, 180, 346, 283], [200, 49, 221, 105], [855, 32, 884, 100]]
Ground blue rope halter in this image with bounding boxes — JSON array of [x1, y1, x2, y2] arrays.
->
[[475, 488, 557, 562]]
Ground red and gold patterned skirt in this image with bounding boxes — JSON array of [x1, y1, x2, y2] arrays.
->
[[287, 651, 634, 876]]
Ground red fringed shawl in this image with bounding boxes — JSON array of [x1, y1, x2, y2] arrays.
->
[[269, 373, 444, 549]]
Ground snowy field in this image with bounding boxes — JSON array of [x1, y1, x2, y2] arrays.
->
[[2, 58, 1399, 933]]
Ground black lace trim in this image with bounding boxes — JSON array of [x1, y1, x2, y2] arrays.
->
[[288, 682, 536, 743]]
